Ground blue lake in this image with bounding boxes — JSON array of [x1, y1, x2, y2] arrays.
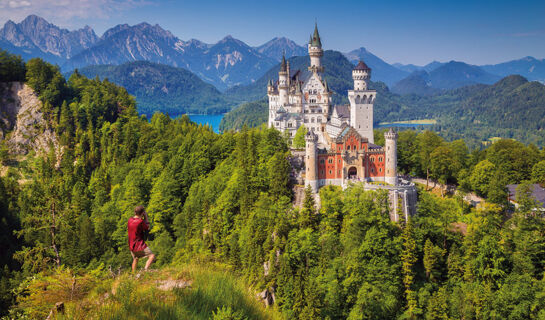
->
[[186, 114, 224, 133]]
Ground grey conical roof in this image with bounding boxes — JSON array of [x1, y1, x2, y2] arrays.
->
[[310, 22, 322, 47], [280, 52, 287, 72]]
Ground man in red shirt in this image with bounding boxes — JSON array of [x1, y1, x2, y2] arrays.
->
[[128, 205, 155, 272]]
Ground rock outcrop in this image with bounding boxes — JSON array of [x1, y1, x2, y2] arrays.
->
[[0, 82, 59, 156]]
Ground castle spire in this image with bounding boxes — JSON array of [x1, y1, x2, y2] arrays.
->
[[280, 51, 287, 72], [311, 22, 322, 48]]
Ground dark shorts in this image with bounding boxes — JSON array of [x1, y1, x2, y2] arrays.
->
[[131, 247, 153, 259]]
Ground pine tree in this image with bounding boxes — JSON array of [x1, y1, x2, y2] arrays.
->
[[401, 219, 419, 318], [299, 185, 317, 229]]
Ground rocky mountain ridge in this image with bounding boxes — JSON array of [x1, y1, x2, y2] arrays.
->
[[255, 37, 307, 61], [0, 15, 98, 60]]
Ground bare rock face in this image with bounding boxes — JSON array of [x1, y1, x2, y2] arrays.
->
[[0, 82, 59, 156]]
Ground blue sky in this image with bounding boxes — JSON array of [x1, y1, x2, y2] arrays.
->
[[1, 0, 544, 65]]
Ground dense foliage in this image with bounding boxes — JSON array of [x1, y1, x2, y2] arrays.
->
[[75, 61, 236, 117], [219, 98, 268, 132], [0, 49, 26, 83], [1, 57, 545, 320]]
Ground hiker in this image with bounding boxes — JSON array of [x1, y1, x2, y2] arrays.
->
[[128, 205, 155, 272]]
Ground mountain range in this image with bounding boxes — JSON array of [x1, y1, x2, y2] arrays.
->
[[391, 61, 502, 95], [1, 15, 544, 94]]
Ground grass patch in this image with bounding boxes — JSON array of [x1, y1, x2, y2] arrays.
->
[[52, 264, 283, 320]]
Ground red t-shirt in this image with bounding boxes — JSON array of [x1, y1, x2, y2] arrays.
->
[[128, 217, 149, 252]]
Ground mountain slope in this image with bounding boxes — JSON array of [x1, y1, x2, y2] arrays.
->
[[191, 35, 277, 90], [255, 37, 307, 61], [453, 75, 545, 130], [390, 70, 440, 96], [343, 47, 409, 86], [481, 56, 545, 83], [76, 61, 233, 116], [393, 61, 445, 73], [64, 23, 185, 71], [392, 61, 502, 94]]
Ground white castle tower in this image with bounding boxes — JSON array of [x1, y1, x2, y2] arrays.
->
[[348, 61, 376, 143], [384, 128, 398, 185], [278, 54, 289, 106], [308, 23, 324, 73]]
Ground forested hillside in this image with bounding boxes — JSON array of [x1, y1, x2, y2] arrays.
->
[[75, 61, 235, 117], [1, 50, 545, 319], [219, 98, 268, 132]]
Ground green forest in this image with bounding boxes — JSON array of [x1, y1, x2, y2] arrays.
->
[[74, 61, 236, 117], [1, 50, 545, 319]]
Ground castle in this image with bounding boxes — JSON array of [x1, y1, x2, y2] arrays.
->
[[268, 24, 417, 220]]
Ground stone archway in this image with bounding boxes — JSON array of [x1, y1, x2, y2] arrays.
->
[[348, 167, 357, 180]]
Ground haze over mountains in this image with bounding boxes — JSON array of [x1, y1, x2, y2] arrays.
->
[[2, 14, 544, 94]]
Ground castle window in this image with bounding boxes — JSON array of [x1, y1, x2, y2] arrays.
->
[[379, 168, 382, 173], [329, 170, 332, 175], [321, 170, 324, 175], [371, 168, 375, 173], [379, 157, 383, 162], [347, 145, 350, 150], [370, 157, 375, 162], [338, 170, 341, 175], [338, 159, 341, 163], [320, 159, 325, 164], [328, 159, 333, 164], [311, 118, 315, 123]]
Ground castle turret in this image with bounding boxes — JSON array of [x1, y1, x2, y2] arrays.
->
[[308, 23, 324, 73], [305, 130, 319, 192], [278, 53, 289, 105], [384, 128, 398, 185], [352, 60, 370, 90], [348, 60, 376, 142], [267, 79, 274, 94]]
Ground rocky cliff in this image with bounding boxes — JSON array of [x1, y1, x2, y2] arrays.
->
[[0, 82, 58, 156]]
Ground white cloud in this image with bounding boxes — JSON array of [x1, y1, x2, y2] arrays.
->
[[8, 1, 31, 8], [0, 0, 151, 27]]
